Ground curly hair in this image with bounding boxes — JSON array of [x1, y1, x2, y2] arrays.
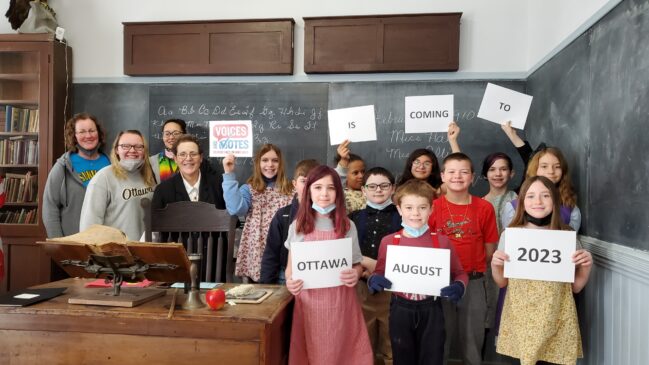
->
[[63, 112, 106, 153]]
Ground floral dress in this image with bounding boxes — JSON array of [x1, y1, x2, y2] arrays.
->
[[288, 227, 373, 365], [344, 188, 366, 214], [497, 278, 583, 365], [235, 186, 293, 281]]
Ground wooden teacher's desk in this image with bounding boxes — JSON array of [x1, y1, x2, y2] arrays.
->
[[0, 279, 293, 365]]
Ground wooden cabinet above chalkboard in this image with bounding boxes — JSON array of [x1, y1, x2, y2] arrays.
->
[[123, 19, 294, 76], [304, 13, 461, 73]]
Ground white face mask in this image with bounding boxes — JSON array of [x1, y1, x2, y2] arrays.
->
[[312, 202, 336, 215], [366, 198, 393, 211], [119, 159, 144, 172]]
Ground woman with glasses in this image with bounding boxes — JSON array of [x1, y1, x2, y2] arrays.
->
[[79, 130, 156, 240], [151, 134, 227, 279], [150, 118, 185, 183], [43, 112, 110, 238], [152, 134, 225, 209]]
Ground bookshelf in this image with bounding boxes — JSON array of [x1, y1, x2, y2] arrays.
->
[[0, 34, 71, 292]]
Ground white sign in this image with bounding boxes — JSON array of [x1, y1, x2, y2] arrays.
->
[[503, 228, 576, 283], [405, 95, 454, 133], [291, 238, 353, 289], [327, 105, 377, 145], [208, 120, 253, 157], [385, 245, 450, 296], [477, 83, 533, 130]]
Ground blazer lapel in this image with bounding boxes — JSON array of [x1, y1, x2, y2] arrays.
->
[[173, 174, 191, 202]]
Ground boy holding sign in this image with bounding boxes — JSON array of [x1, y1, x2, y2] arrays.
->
[[491, 176, 592, 365], [368, 179, 468, 365]]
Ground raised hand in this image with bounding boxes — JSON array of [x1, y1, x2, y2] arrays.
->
[[222, 153, 236, 174]]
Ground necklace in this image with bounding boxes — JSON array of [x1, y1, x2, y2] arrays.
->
[[444, 196, 471, 238]]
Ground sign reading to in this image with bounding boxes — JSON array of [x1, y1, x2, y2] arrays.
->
[[291, 238, 352, 289], [209, 120, 253, 157], [385, 245, 450, 296], [327, 105, 377, 145], [477, 83, 533, 130], [405, 95, 454, 133], [503, 228, 576, 283]]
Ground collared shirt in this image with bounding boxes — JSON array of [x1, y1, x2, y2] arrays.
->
[[181, 172, 201, 202]]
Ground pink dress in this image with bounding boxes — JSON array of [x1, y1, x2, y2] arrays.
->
[[289, 228, 373, 365], [235, 186, 293, 281]]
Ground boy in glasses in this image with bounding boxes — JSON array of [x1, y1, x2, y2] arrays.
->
[[349, 167, 402, 365]]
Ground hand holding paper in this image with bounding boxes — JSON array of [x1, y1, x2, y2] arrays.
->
[[368, 274, 392, 294]]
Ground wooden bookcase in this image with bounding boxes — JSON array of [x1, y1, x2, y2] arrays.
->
[[0, 34, 72, 292]]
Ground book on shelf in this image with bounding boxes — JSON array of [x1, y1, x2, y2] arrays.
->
[[0, 138, 38, 165], [4, 106, 39, 133], [0, 207, 38, 224], [3, 172, 37, 203]]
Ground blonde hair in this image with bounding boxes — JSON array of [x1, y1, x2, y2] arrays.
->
[[526, 147, 577, 208], [393, 179, 437, 206], [109, 130, 156, 187], [247, 144, 293, 196]]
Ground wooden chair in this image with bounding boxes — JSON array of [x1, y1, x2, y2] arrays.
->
[[141, 198, 237, 283]]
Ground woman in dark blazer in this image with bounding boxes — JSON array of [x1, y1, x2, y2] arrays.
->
[[151, 134, 227, 280]]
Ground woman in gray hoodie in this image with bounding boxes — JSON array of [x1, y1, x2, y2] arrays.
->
[[42, 113, 110, 238]]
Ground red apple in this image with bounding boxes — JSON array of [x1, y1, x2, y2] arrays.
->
[[205, 288, 226, 310]]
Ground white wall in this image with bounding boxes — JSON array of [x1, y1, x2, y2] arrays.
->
[[0, 0, 615, 81], [527, 0, 622, 72]]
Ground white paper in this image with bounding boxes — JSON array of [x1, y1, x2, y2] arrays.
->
[[209, 120, 253, 157], [405, 95, 454, 133], [327, 105, 377, 145], [477, 83, 533, 129], [14, 293, 39, 299], [291, 238, 353, 289], [503, 228, 576, 283], [385, 245, 450, 296]]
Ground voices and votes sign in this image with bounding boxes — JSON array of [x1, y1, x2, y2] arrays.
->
[[291, 238, 352, 289], [327, 105, 377, 145], [404, 95, 454, 133], [385, 245, 450, 296], [209, 120, 254, 157], [503, 228, 576, 283]]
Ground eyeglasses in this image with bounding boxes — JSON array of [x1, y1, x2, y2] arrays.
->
[[118, 144, 145, 152], [365, 183, 392, 191], [163, 131, 183, 138], [177, 152, 200, 160], [412, 160, 433, 168], [75, 129, 97, 136]]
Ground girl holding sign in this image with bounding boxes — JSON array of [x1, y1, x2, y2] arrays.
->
[[222, 144, 294, 282], [284, 165, 372, 365], [491, 176, 592, 365]]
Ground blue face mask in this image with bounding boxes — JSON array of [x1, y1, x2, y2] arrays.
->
[[312, 202, 336, 215], [366, 198, 393, 211], [401, 222, 429, 238]]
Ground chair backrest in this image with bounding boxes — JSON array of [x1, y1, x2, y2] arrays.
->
[[141, 198, 237, 283]]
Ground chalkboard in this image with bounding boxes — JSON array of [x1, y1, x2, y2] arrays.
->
[[329, 81, 527, 196], [148, 83, 329, 182], [526, 0, 649, 250], [73, 83, 151, 151]]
